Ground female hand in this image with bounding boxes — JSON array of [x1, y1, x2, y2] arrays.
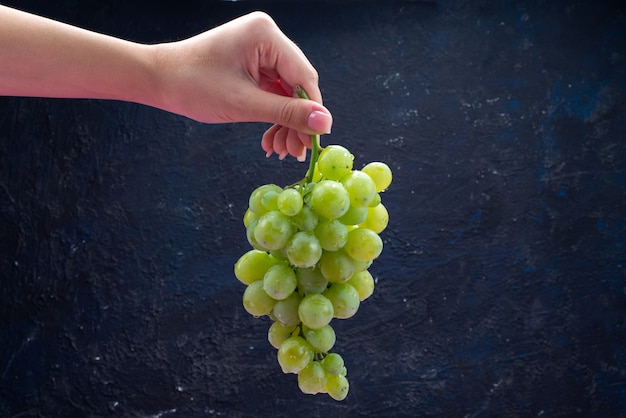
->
[[0, 7, 332, 160], [153, 12, 333, 161]]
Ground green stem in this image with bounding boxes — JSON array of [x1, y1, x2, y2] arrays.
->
[[295, 86, 322, 184]]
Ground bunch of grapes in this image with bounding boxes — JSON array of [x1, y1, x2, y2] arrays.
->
[[233, 86, 391, 401], [234, 141, 392, 401]]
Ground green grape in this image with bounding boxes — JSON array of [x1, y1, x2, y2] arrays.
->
[[317, 145, 354, 181], [341, 170, 377, 208], [310, 180, 350, 219], [296, 267, 328, 294], [318, 250, 354, 284], [249, 184, 283, 215], [314, 219, 348, 252], [285, 231, 323, 269], [337, 205, 368, 226], [263, 263, 297, 300], [246, 218, 263, 250], [268, 321, 297, 349], [270, 249, 288, 263], [368, 192, 381, 207], [261, 190, 280, 212], [321, 353, 344, 376], [291, 206, 319, 232], [352, 257, 373, 273], [234, 250, 278, 285], [303, 324, 336, 353], [298, 361, 327, 395], [272, 291, 303, 327], [277, 188, 303, 216], [347, 270, 375, 301], [344, 227, 383, 262], [324, 283, 360, 319], [298, 293, 334, 329], [253, 210, 294, 251], [326, 374, 349, 401], [362, 161, 393, 192], [243, 208, 258, 228], [242, 280, 276, 317], [277, 336, 314, 374], [312, 162, 322, 182], [359, 203, 389, 234]]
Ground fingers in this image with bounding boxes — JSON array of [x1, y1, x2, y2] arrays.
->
[[286, 129, 306, 162], [237, 12, 332, 136], [262, 124, 309, 161], [242, 86, 332, 136], [261, 124, 280, 157]]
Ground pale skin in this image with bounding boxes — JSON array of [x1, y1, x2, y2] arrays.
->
[[0, 5, 333, 161]]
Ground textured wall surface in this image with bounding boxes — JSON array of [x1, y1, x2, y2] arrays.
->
[[1, 1, 625, 417]]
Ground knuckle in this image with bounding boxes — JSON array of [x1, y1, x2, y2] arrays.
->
[[279, 101, 299, 127]]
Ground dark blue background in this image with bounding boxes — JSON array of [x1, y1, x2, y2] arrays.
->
[[1, 1, 625, 416]]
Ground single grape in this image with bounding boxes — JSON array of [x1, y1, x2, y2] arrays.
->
[[347, 270, 375, 301], [318, 250, 354, 284], [298, 293, 334, 329], [277, 336, 314, 374], [296, 267, 329, 294], [326, 374, 349, 401], [243, 208, 258, 228], [285, 231, 323, 269], [298, 361, 327, 395], [362, 161, 392, 192], [249, 184, 283, 215], [263, 263, 297, 300], [317, 145, 354, 180], [272, 291, 303, 327], [291, 206, 319, 232], [261, 190, 280, 212], [321, 353, 344, 376], [324, 283, 360, 319], [310, 180, 350, 220], [368, 192, 381, 207], [359, 203, 389, 234], [337, 205, 368, 226], [341, 170, 377, 208], [303, 324, 336, 353], [268, 321, 297, 349], [234, 250, 278, 285], [253, 210, 294, 251], [277, 188, 303, 216], [352, 257, 373, 273], [343, 227, 383, 262], [314, 219, 348, 251], [246, 218, 263, 250], [242, 280, 276, 317]]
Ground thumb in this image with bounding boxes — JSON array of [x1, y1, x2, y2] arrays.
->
[[245, 89, 333, 135]]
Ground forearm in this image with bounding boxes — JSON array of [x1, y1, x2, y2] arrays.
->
[[0, 5, 159, 105]]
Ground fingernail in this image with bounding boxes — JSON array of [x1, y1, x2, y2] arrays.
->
[[279, 150, 288, 160], [297, 150, 307, 162], [307, 111, 332, 134]]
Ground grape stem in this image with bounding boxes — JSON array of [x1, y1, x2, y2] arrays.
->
[[295, 86, 322, 185]]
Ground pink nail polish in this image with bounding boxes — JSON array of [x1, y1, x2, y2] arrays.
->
[[307, 111, 332, 134]]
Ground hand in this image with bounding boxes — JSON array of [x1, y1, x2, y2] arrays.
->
[[0, 7, 332, 160], [152, 12, 333, 161]]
